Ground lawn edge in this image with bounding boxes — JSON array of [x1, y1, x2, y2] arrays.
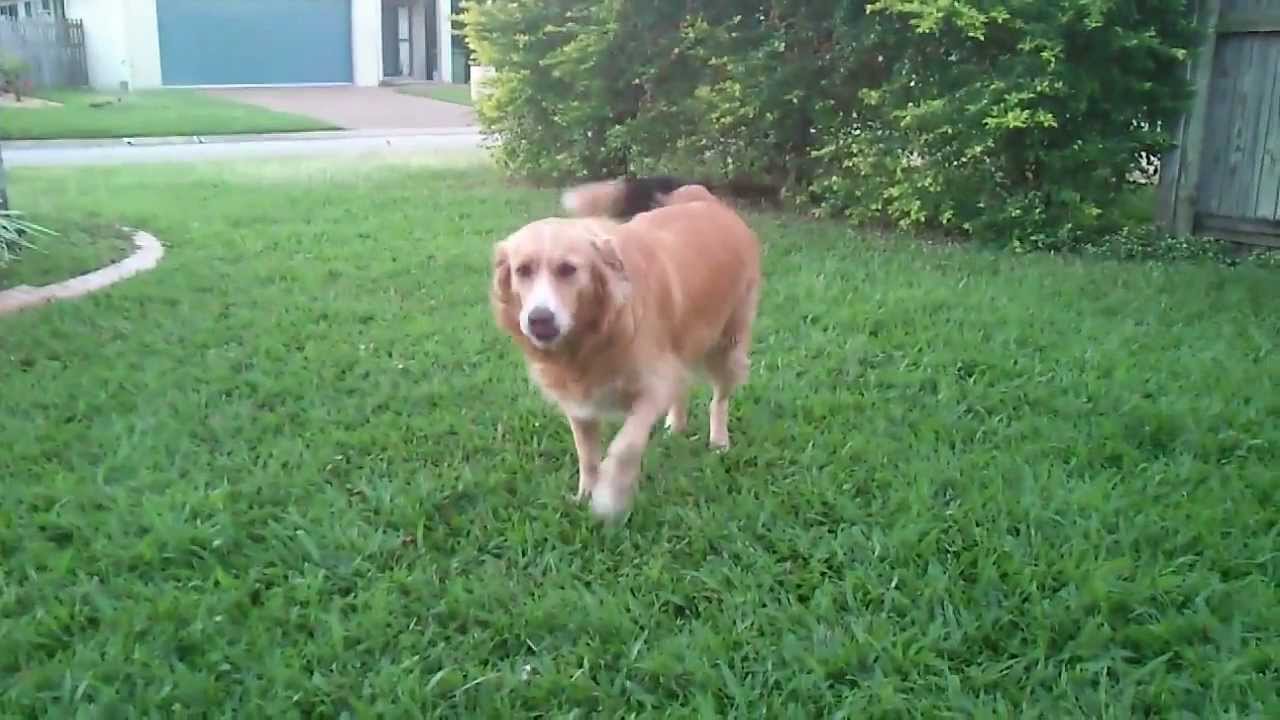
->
[[393, 85, 475, 107], [0, 228, 165, 316], [1, 89, 340, 141]]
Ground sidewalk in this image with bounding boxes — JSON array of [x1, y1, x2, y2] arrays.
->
[[3, 126, 482, 152], [5, 128, 488, 167]]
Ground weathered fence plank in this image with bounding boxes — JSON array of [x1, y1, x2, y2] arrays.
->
[[1163, 0, 1221, 237], [1245, 38, 1278, 220], [1157, 0, 1280, 246], [0, 17, 88, 89], [1254, 53, 1280, 221], [1197, 27, 1234, 218], [1198, 214, 1280, 248], [1211, 36, 1262, 218], [1218, 0, 1280, 35]]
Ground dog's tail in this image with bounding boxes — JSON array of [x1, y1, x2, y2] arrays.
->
[[560, 178, 625, 218], [561, 175, 782, 219]]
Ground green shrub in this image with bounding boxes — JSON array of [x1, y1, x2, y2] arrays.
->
[[463, 0, 1198, 251], [461, 0, 636, 180], [812, 0, 1198, 252], [462, 0, 876, 184]]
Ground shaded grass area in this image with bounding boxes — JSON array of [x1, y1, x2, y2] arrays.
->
[[395, 83, 474, 106], [1, 89, 336, 140], [1, 156, 1277, 716], [0, 220, 133, 290]]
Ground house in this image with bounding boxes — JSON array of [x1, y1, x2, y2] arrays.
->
[[0, 0, 67, 20], [59, 0, 469, 91]]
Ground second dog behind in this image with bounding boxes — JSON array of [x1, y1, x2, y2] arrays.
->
[[491, 184, 762, 519], [560, 175, 781, 221]]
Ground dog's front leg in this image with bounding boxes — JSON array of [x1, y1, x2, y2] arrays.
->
[[591, 398, 668, 519], [567, 416, 602, 503], [664, 380, 689, 435]]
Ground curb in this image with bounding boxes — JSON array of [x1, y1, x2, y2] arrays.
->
[[0, 228, 165, 316], [4, 127, 483, 151]]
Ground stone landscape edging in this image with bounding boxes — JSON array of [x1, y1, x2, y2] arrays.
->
[[0, 228, 165, 316]]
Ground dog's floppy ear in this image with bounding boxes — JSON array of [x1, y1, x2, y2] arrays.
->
[[589, 232, 630, 307], [490, 239, 520, 333], [491, 240, 513, 300]]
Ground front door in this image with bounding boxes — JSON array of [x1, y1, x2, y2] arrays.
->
[[396, 4, 412, 77], [381, 1, 413, 79]]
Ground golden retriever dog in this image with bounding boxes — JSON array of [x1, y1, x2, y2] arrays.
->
[[491, 184, 761, 519]]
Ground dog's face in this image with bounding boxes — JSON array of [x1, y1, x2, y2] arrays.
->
[[492, 219, 627, 351]]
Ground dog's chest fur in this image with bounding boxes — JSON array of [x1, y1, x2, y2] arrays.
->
[[529, 364, 637, 421]]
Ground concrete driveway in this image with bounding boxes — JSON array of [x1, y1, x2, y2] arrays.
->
[[202, 86, 476, 130]]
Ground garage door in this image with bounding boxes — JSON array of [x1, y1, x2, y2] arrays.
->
[[157, 0, 352, 86]]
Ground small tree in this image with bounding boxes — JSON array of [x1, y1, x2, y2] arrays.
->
[[0, 140, 57, 269], [0, 55, 30, 102]]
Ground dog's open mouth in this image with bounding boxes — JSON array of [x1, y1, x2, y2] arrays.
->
[[526, 312, 561, 344], [529, 325, 559, 344]]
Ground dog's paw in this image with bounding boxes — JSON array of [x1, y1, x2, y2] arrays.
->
[[664, 413, 687, 435], [709, 435, 730, 452], [589, 478, 633, 520]]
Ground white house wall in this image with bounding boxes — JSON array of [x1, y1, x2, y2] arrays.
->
[[435, 0, 451, 84], [66, 0, 415, 90], [64, 0, 130, 90], [351, 0, 381, 86], [63, 0, 160, 90]]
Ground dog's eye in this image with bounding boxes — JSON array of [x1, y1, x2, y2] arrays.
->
[[555, 262, 578, 278], [514, 263, 534, 278]]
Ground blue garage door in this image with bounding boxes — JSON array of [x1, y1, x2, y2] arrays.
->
[[157, 0, 352, 86]]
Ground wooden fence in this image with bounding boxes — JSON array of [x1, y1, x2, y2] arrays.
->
[[0, 17, 88, 89], [1157, 0, 1280, 247]]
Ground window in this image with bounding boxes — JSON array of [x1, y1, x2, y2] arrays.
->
[[0, 5, 17, 20], [22, 1, 31, 18]]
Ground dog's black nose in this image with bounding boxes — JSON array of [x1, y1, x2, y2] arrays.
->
[[527, 307, 560, 342]]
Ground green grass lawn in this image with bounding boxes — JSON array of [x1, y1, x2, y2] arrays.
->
[[396, 83, 474, 106], [0, 219, 133, 290], [1, 156, 1277, 716], [0, 89, 337, 141]]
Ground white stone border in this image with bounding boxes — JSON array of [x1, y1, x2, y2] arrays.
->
[[0, 228, 165, 316]]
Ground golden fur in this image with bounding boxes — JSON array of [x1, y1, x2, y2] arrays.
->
[[491, 184, 761, 518]]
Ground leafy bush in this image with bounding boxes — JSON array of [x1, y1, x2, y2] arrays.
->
[[812, 0, 1198, 251], [0, 210, 56, 269], [462, 0, 870, 183], [462, 0, 1199, 250]]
